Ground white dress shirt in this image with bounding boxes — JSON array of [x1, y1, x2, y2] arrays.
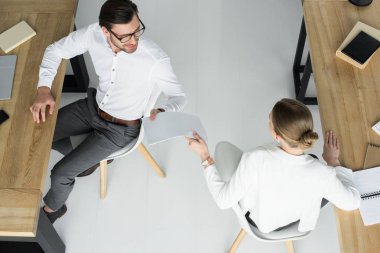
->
[[38, 22, 186, 120], [204, 144, 361, 233]]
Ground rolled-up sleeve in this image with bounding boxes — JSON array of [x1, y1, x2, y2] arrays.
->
[[324, 166, 361, 210], [38, 26, 90, 89], [204, 153, 256, 209], [152, 58, 187, 112]]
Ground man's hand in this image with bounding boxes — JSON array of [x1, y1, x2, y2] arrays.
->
[[186, 132, 210, 161], [29, 86, 55, 124], [322, 130, 341, 167], [149, 108, 164, 120]]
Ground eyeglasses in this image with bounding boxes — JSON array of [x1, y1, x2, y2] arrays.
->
[[108, 19, 145, 43]]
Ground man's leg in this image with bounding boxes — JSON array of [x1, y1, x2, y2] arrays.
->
[[44, 123, 141, 212], [51, 98, 93, 155]]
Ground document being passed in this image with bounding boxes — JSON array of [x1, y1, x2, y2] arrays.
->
[[142, 112, 207, 145]]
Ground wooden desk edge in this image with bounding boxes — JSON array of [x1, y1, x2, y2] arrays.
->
[[0, 189, 41, 237]]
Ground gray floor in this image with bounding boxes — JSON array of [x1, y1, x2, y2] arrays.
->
[[43, 0, 340, 252]]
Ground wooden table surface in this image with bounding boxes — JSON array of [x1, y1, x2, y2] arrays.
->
[[0, 0, 77, 237], [303, 0, 380, 252]]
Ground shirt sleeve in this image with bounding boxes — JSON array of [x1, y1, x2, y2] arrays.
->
[[203, 153, 256, 209], [38, 26, 90, 89], [323, 166, 361, 210], [152, 58, 187, 112]]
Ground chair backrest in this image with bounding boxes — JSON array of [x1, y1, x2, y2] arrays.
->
[[214, 141, 311, 243]]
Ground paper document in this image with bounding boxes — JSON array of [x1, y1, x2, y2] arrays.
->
[[142, 112, 207, 145], [353, 166, 380, 226]]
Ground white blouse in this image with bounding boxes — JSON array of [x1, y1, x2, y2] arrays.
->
[[204, 144, 361, 233]]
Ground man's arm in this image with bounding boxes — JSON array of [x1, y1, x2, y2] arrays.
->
[[30, 26, 90, 123], [152, 58, 187, 112]]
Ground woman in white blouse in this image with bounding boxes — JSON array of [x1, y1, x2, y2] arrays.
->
[[187, 98, 360, 233]]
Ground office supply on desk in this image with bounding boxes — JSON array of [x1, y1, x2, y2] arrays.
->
[[0, 55, 16, 100], [336, 21, 380, 69], [372, 121, 380, 136], [352, 144, 380, 226], [142, 112, 207, 145], [0, 109, 9, 124], [349, 0, 373, 6], [0, 21, 36, 53], [341, 31, 380, 64], [353, 166, 380, 226]]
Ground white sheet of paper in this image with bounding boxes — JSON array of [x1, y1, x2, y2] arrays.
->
[[353, 167, 380, 226], [142, 112, 207, 145]]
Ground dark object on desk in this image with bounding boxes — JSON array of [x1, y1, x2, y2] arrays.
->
[[342, 31, 380, 64], [0, 109, 9, 124], [349, 0, 373, 6]]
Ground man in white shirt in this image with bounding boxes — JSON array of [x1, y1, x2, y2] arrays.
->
[[30, 0, 186, 223]]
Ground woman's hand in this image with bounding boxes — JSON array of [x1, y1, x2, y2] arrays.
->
[[322, 130, 341, 167], [186, 132, 210, 161]]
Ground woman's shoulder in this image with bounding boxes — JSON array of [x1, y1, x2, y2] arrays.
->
[[245, 144, 280, 157], [243, 144, 277, 163]]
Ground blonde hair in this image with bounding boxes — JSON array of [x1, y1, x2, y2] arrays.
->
[[271, 98, 318, 150]]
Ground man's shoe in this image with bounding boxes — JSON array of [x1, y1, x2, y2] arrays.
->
[[77, 159, 114, 177], [43, 205, 67, 224]]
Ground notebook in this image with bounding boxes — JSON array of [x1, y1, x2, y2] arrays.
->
[[353, 144, 380, 226], [342, 31, 380, 65], [0, 21, 36, 53], [0, 55, 17, 100]]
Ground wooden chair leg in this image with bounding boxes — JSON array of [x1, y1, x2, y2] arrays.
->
[[138, 143, 166, 178], [100, 160, 107, 199], [285, 240, 295, 253], [228, 229, 246, 253]]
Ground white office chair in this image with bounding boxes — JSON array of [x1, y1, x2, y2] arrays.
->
[[214, 141, 311, 253], [99, 126, 165, 199], [98, 85, 168, 199]]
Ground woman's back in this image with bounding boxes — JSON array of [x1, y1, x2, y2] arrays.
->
[[204, 143, 360, 233], [242, 145, 334, 233]]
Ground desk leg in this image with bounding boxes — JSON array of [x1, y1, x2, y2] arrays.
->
[[0, 209, 65, 253], [292, 18, 317, 105], [36, 208, 66, 253]]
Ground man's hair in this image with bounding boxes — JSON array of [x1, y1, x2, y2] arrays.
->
[[99, 0, 139, 30]]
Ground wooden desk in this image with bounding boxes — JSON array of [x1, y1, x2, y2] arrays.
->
[[303, 0, 380, 252], [0, 0, 78, 252]]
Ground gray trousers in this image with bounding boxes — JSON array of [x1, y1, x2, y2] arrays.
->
[[43, 88, 141, 210]]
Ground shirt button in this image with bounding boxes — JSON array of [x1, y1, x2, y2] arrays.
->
[[112, 69, 115, 71], [106, 94, 109, 96], [101, 102, 104, 105], [111, 82, 114, 84]]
